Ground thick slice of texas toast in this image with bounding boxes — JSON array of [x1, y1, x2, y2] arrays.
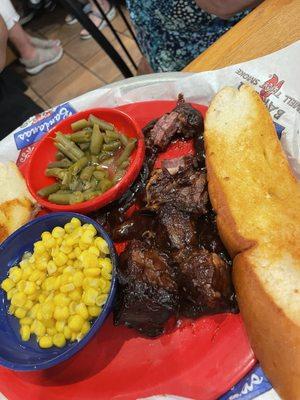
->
[[204, 85, 300, 399]]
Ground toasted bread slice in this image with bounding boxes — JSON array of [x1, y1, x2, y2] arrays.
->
[[204, 85, 300, 399], [0, 162, 36, 244]]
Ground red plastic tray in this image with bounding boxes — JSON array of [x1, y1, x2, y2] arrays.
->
[[0, 101, 255, 400]]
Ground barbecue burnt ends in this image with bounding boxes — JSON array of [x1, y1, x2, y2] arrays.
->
[[91, 96, 236, 337]]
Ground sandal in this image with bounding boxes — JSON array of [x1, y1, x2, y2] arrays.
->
[[80, 6, 116, 40]]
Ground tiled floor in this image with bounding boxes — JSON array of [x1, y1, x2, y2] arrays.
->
[[13, 4, 142, 110]]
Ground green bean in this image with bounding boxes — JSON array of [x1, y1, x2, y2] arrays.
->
[[118, 133, 129, 147], [72, 156, 88, 175], [113, 169, 126, 184], [69, 131, 91, 143], [105, 130, 120, 141], [89, 114, 114, 131], [90, 123, 104, 155], [69, 191, 84, 204], [99, 178, 114, 193], [69, 177, 84, 192], [48, 159, 72, 169], [98, 151, 113, 161], [55, 151, 65, 160], [56, 190, 73, 195], [116, 139, 137, 166], [93, 170, 108, 180], [54, 143, 78, 162], [37, 183, 61, 197], [83, 189, 101, 201], [62, 169, 72, 186], [71, 119, 90, 132], [79, 142, 90, 151], [45, 168, 66, 180], [120, 160, 130, 169], [48, 193, 72, 205], [102, 141, 121, 152], [90, 155, 99, 165], [55, 133, 85, 160], [80, 166, 95, 181]]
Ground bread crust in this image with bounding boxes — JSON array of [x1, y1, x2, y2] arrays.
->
[[204, 84, 300, 399], [233, 252, 300, 399]]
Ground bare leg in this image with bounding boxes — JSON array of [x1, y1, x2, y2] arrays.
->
[[8, 21, 36, 60]]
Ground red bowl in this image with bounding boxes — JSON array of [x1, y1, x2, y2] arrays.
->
[[26, 108, 145, 213]]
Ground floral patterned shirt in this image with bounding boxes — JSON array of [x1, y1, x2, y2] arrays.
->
[[125, 0, 247, 72]]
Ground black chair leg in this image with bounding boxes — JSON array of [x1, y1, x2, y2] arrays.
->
[[59, 0, 133, 78], [92, 0, 139, 70], [113, 2, 142, 54]]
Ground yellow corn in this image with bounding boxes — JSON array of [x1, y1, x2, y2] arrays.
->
[[82, 288, 98, 306], [70, 217, 81, 228], [60, 283, 75, 293], [68, 315, 84, 332], [88, 305, 101, 318], [1, 278, 15, 292], [24, 281, 37, 295], [96, 294, 108, 307], [54, 293, 70, 306], [63, 326, 72, 340], [20, 317, 33, 325], [39, 336, 53, 348], [47, 327, 57, 336], [32, 320, 46, 337], [76, 303, 89, 320], [47, 261, 57, 275], [15, 307, 27, 319], [34, 241, 46, 255], [54, 306, 69, 321], [81, 320, 91, 336], [53, 333, 66, 348], [55, 320, 65, 332], [84, 268, 101, 278], [73, 271, 84, 288], [9, 267, 22, 283], [11, 292, 27, 307], [94, 237, 109, 254], [20, 325, 31, 341], [52, 226, 65, 238], [88, 246, 100, 257], [69, 289, 82, 301]]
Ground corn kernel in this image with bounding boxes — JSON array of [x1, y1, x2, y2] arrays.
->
[[53, 276, 62, 290], [81, 231, 94, 245], [60, 245, 72, 255], [7, 288, 17, 300], [15, 307, 27, 319], [68, 315, 84, 332], [68, 251, 76, 260], [43, 277, 56, 292], [38, 293, 46, 304], [22, 266, 33, 279], [81, 320, 91, 336], [34, 241, 46, 255], [16, 280, 26, 292], [83, 277, 100, 290], [29, 270, 42, 282], [53, 252, 68, 267], [54, 306, 69, 321], [101, 270, 112, 280], [41, 231, 51, 241], [81, 252, 98, 269], [70, 217, 81, 228], [54, 293, 70, 306], [36, 260, 48, 271], [88, 246, 100, 257], [55, 320, 65, 332], [43, 236, 56, 249], [9, 267, 22, 283], [52, 226, 65, 238], [76, 303, 89, 320], [65, 237, 77, 247], [69, 289, 82, 301], [102, 281, 111, 294], [8, 304, 16, 314], [73, 260, 82, 268], [65, 222, 76, 234], [53, 333, 66, 348], [24, 281, 37, 295], [24, 299, 33, 310], [63, 326, 72, 340], [94, 237, 109, 254], [82, 288, 98, 306], [96, 294, 108, 307], [32, 320, 46, 337], [69, 301, 77, 315], [73, 271, 84, 288], [47, 261, 57, 275], [28, 304, 39, 319], [44, 318, 55, 328], [20, 325, 30, 341], [98, 278, 107, 291], [39, 336, 53, 348], [60, 283, 75, 293], [84, 268, 101, 278], [70, 332, 77, 342], [20, 317, 33, 325], [73, 246, 82, 259], [99, 258, 112, 273], [47, 327, 57, 336], [1, 278, 15, 292], [56, 237, 63, 246], [79, 241, 89, 250], [11, 292, 27, 307], [41, 303, 54, 320], [88, 305, 101, 317]]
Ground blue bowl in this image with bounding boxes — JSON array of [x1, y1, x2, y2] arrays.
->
[[0, 212, 117, 371]]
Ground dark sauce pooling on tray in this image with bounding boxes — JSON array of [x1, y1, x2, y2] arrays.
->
[[90, 95, 237, 337]]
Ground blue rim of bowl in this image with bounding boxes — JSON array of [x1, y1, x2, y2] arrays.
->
[[0, 212, 118, 371]]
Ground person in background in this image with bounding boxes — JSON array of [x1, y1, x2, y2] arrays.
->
[[0, 14, 43, 140], [0, 0, 63, 74], [125, 0, 264, 73], [65, 0, 116, 40]]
